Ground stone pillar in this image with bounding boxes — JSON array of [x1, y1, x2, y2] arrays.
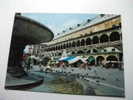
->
[[108, 33, 110, 42], [120, 33, 122, 40], [7, 37, 26, 77]]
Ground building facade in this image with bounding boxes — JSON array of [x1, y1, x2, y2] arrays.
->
[[33, 14, 123, 68]]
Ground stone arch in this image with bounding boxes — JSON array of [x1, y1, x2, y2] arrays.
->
[[87, 50, 91, 54], [86, 37, 91, 45], [60, 44, 63, 49], [56, 46, 58, 50], [106, 55, 119, 68], [93, 48, 98, 53], [92, 36, 99, 44], [66, 43, 69, 48], [110, 31, 120, 41], [81, 39, 85, 46], [76, 40, 80, 47], [69, 42, 72, 48], [72, 41, 76, 47], [58, 52, 62, 56], [96, 56, 105, 65], [58, 45, 60, 50], [106, 55, 118, 61], [100, 34, 109, 43], [63, 44, 65, 49], [71, 51, 76, 54], [77, 50, 84, 54]]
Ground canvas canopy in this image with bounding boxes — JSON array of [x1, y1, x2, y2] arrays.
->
[[87, 56, 95, 63], [59, 56, 87, 64]]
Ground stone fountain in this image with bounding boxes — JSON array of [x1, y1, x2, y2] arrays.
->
[[7, 13, 54, 77]]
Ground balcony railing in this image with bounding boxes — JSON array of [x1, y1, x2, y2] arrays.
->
[[46, 40, 122, 52]]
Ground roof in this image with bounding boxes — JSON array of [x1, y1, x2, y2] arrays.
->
[[54, 14, 120, 40]]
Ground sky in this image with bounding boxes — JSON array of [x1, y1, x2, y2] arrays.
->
[[22, 13, 97, 37]]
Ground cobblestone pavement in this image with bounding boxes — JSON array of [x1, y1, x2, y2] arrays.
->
[[28, 65, 124, 97], [5, 73, 42, 86]]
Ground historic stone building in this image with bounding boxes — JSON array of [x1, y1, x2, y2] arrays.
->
[[34, 14, 123, 68]]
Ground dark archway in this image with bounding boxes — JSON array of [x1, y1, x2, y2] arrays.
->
[[100, 34, 109, 43], [81, 39, 85, 46], [72, 41, 76, 47], [71, 51, 75, 54], [66, 43, 69, 48], [61, 45, 63, 49], [86, 38, 91, 45], [87, 50, 91, 54], [63, 44, 66, 49], [96, 56, 105, 65], [76, 40, 80, 47], [106, 55, 118, 68], [106, 55, 118, 61], [110, 32, 120, 41], [58, 45, 60, 50], [58, 52, 62, 56], [93, 49, 98, 53], [42, 56, 51, 66], [92, 36, 99, 44], [119, 53, 123, 61], [77, 50, 84, 54], [69, 42, 72, 48], [55, 46, 57, 50], [60, 45, 63, 49]]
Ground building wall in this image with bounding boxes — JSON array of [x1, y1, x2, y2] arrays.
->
[[47, 15, 121, 45], [33, 15, 123, 68]]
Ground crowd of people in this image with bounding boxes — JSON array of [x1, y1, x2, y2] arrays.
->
[[21, 53, 123, 73]]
